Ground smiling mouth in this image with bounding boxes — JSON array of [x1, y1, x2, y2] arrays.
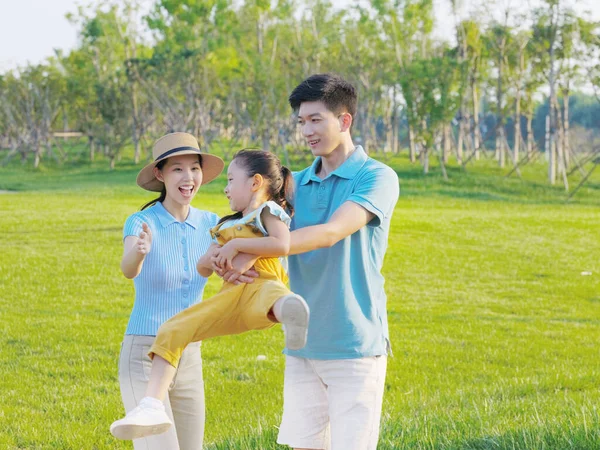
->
[[308, 139, 320, 146], [179, 186, 194, 196]]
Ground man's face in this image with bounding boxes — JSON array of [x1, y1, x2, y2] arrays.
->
[[297, 101, 344, 158]]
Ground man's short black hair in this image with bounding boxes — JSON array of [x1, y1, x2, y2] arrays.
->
[[289, 73, 357, 117]]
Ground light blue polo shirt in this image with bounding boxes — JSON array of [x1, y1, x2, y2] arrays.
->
[[123, 202, 219, 336], [286, 146, 399, 360]]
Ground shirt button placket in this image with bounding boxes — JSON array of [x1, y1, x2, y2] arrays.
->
[[317, 182, 327, 208]]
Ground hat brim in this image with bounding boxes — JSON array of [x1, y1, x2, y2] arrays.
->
[[136, 150, 225, 192]]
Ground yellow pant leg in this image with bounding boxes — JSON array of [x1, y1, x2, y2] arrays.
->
[[149, 278, 290, 367], [237, 278, 291, 330]]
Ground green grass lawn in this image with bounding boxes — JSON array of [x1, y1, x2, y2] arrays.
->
[[1, 151, 599, 449]]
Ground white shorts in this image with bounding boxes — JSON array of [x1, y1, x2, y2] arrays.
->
[[277, 355, 387, 450]]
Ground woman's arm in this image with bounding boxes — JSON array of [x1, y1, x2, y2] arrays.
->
[[121, 223, 152, 279], [196, 243, 220, 278], [214, 210, 290, 269]]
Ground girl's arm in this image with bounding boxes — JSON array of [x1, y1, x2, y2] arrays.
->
[[214, 209, 290, 269], [121, 223, 152, 279]]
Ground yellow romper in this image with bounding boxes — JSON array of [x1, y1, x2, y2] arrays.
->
[[149, 202, 292, 367]]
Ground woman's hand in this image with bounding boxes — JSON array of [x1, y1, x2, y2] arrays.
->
[[136, 223, 152, 255], [121, 223, 152, 279]]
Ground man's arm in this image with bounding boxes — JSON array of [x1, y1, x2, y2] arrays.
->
[[289, 201, 374, 255], [219, 202, 372, 281]]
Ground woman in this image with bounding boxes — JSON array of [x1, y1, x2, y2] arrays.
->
[[117, 132, 225, 449]]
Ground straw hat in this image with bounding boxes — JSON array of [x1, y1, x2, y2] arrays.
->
[[137, 132, 224, 192]]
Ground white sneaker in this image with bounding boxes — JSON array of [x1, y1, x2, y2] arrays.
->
[[110, 397, 172, 440], [278, 294, 310, 350]]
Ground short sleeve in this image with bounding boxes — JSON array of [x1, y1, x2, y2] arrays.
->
[[347, 165, 399, 228], [123, 213, 145, 240], [252, 201, 291, 235], [260, 201, 291, 227], [207, 212, 220, 228]]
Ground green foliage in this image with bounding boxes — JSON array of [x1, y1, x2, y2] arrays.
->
[[1, 0, 600, 180]]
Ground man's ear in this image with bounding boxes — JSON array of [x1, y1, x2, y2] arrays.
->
[[251, 173, 265, 192], [339, 112, 353, 132], [153, 166, 164, 182]]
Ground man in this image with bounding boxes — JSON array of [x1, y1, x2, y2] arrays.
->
[[225, 73, 399, 450]]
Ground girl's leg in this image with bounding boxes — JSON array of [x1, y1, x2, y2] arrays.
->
[[238, 279, 310, 351], [111, 285, 245, 441], [271, 293, 310, 350], [144, 355, 177, 400], [116, 335, 180, 448], [149, 283, 246, 367]]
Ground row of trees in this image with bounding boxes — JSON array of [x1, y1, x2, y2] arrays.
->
[[1, 0, 599, 187]]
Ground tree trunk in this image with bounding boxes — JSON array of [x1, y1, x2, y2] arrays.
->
[[514, 93, 521, 164], [563, 87, 570, 168], [456, 118, 463, 164], [33, 144, 41, 169], [132, 78, 141, 164], [547, 5, 558, 185], [526, 104, 534, 156], [262, 132, 271, 153], [408, 123, 416, 163], [443, 124, 451, 163], [498, 126, 505, 168], [472, 82, 480, 160], [133, 133, 141, 164], [391, 90, 399, 154], [496, 53, 505, 168], [422, 147, 429, 174], [89, 135, 95, 162], [553, 96, 568, 191]]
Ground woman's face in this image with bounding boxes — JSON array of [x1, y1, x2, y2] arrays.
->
[[154, 154, 203, 206]]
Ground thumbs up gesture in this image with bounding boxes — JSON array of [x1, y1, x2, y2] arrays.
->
[[136, 223, 152, 255]]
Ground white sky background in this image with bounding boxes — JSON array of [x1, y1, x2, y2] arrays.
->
[[0, 0, 599, 71]]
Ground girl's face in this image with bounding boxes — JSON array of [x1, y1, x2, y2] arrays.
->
[[224, 159, 255, 213], [154, 154, 203, 206]]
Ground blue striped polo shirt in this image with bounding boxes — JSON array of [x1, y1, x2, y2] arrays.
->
[[123, 202, 219, 336]]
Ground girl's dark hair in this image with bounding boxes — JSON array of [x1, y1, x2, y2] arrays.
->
[[141, 154, 203, 210], [218, 149, 294, 225]]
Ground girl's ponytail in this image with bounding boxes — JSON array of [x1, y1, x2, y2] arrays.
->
[[277, 165, 295, 218]]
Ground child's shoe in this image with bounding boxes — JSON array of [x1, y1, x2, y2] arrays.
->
[[110, 397, 172, 440], [278, 294, 310, 350]]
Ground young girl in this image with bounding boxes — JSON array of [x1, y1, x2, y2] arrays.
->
[[117, 132, 227, 450], [111, 149, 310, 441]]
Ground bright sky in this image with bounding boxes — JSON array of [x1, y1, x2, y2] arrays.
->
[[1, 0, 599, 71]]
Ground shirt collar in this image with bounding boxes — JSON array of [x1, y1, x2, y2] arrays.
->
[[299, 146, 368, 185], [154, 201, 200, 229]]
